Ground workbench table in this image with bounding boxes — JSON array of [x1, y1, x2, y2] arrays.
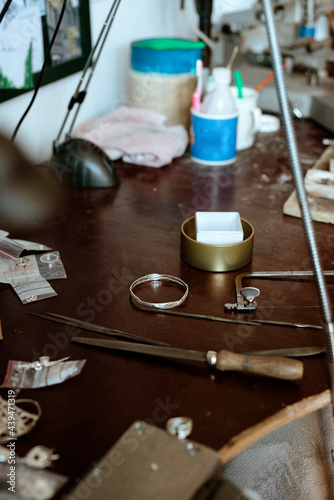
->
[[0, 117, 333, 497]]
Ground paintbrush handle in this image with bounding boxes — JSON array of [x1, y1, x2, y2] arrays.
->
[[215, 350, 303, 380], [254, 60, 288, 92]]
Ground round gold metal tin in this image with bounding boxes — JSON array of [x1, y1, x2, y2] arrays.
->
[[181, 217, 254, 272]]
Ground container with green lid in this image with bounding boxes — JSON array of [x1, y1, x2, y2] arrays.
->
[[127, 38, 205, 129], [131, 38, 205, 74]]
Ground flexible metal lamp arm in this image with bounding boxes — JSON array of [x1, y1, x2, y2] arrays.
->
[[54, 0, 122, 146]]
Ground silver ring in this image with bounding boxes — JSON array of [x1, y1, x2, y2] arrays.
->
[[40, 253, 59, 267], [15, 257, 31, 268], [129, 273, 189, 310], [166, 417, 193, 440]]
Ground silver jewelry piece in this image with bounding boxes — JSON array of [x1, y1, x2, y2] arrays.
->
[[32, 356, 70, 371], [0, 444, 59, 469], [166, 417, 193, 440], [40, 252, 59, 268], [15, 257, 31, 268], [0, 395, 42, 442], [129, 273, 189, 310]]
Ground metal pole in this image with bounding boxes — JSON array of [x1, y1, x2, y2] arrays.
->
[[261, 0, 334, 402]]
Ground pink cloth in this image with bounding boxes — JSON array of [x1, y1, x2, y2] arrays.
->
[[75, 107, 189, 168]]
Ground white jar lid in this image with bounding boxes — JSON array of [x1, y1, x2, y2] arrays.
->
[[259, 114, 280, 133]]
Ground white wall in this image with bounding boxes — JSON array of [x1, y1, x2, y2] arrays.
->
[[0, 0, 197, 162]]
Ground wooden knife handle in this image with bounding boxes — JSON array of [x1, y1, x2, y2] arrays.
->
[[216, 350, 303, 380]]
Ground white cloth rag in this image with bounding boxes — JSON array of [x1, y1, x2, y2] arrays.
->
[[75, 107, 189, 168], [222, 404, 334, 500]]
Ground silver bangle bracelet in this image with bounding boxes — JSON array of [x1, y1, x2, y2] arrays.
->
[[129, 273, 189, 310]]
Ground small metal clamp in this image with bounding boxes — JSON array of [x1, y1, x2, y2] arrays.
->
[[225, 284, 260, 311]]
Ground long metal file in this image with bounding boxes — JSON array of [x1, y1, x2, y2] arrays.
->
[[71, 336, 304, 381]]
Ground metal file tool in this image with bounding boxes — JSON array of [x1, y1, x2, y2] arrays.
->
[[138, 307, 259, 326], [71, 336, 304, 381], [139, 305, 322, 330], [244, 346, 326, 358], [31, 312, 169, 347]]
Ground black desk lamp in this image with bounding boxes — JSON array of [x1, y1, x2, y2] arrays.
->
[[50, 0, 122, 188]]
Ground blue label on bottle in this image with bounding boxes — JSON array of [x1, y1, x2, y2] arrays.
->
[[190, 113, 238, 164]]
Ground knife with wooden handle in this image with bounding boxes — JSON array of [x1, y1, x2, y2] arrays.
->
[[71, 337, 303, 381]]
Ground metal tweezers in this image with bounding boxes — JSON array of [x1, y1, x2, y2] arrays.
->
[[30, 312, 170, 347]]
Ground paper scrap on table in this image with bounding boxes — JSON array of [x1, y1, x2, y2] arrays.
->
[[1, 358, 86, 389], [1, 252, 67, 304], [0, 232, 51, 261], [0, 231, 66, 304]]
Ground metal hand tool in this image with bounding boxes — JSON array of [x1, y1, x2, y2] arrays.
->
[[31, 312, 169, 347], [139, 306, 322, 330], [225, 270, 334, 312], [71, 336, 304, 381], [244, 346, 326, 358], [138, 307, 259, 326], [250, 318, 322, 330]]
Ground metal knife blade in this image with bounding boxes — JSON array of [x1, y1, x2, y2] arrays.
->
[[245, 346, 326, 358], [31, 312, 169, 347]]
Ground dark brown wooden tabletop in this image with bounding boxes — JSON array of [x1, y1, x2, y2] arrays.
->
[[0, 117, 333, 496]]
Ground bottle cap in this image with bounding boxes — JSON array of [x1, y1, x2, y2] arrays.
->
[[212, 67, 231, 84]]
